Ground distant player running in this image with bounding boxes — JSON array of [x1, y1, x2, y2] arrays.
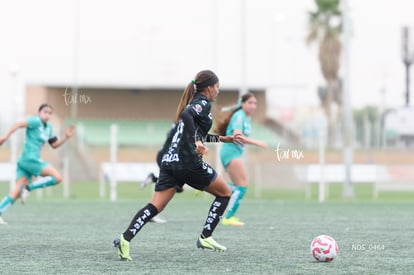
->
[[216, 93, 267, 226], [141, 124, 184, 223], [141, 123, 184, 194], [0, 104, 75, 225], [113, 70, 244, 260]]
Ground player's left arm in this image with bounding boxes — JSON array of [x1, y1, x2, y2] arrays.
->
[[49, 125, 75, 149]]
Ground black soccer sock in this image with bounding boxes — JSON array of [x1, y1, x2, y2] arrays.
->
[[201, 196, 230, 238], [122, 203, 158, 242]]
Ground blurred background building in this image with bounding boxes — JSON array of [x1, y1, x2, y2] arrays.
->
[[0, 0, 413, 193]]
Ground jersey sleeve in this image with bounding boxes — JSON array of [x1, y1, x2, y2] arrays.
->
[[26, 116, 42, 129], [183, 98, 210, 141], [181, 106, 198, 140], [230, 112, 244, 132]]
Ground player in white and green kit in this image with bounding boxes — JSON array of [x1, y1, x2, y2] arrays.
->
[[216, 93, 267, 226], [0, 104, 75, 225]]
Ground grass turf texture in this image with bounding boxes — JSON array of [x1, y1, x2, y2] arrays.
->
[[0, 183, 413, 274], [1, 181, 414, 202]]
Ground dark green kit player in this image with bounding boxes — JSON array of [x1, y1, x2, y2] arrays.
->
[[0, 104, 75, 225], [113, 70, 244, 261]]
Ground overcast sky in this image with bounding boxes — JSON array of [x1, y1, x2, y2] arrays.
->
[[0, 0, 413, 120]]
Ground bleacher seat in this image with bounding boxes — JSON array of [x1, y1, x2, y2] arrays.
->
[[67, 119, 173, 146], [250, 122, 283, 147], [67, 119, 283, 147]]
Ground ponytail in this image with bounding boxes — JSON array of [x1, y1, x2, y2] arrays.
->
[[215, 107, 241, 136], [175, 82, 195, 123], [175, 70, 219, 123], [215, 92, 255, 136]]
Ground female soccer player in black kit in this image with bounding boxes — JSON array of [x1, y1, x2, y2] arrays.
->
[[113, 70, 243, 261]]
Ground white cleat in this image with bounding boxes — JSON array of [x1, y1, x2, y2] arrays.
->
[[20, 184, 30, 205], [0, 217, 7, 225], [141, 173, 155, 189], [150, 215, 167, 223]]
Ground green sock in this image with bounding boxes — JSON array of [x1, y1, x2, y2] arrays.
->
[[27, 176, 57, 191], [0, 195, 15, 215], [225, 186, 247, 219]]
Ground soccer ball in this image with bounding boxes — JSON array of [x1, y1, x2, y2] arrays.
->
[[310, 235, 339, 262]]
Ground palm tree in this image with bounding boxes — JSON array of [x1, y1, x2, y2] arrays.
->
[[306, 0, 342, 145]]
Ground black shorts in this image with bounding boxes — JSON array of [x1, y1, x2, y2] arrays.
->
[[156, 162, 217, 192]]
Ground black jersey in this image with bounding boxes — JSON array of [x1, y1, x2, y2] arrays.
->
[[156, 123, 176, 166], [160, 93, 213, 170]]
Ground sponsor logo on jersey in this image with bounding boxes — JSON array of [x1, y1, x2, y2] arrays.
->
[[162, 153, 179, 162], [192, 104, 203, 114], [39, 127, 49, 142], [235, 115, 243, 126], [244, 122, 251, 136]]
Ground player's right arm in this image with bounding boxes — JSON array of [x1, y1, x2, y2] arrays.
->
[[232, 129, 267, 148], [0, 121, 28, 145]]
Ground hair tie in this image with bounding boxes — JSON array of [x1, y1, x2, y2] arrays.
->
[[237, 97, 242, 107], [191, 80, 196, 84]]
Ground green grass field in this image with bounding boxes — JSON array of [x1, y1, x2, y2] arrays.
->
[[0, 183, 413, 274]]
